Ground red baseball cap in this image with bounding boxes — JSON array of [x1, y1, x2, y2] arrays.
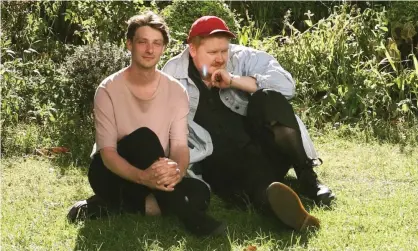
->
[[187, 16, 236, 43]]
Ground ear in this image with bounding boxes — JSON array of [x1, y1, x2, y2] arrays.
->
[[126, 39, 132, 52], [189, 43, 197, 58]]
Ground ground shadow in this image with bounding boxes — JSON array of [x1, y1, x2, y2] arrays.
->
[[73, 194, 319, 251]]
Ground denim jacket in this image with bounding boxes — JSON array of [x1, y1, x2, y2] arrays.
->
[[162, 44, 319, 176]]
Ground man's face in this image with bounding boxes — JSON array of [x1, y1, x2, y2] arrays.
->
[[189, 36, 230, 78], [127, 26, 165, 70]]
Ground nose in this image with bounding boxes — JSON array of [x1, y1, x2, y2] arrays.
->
[[215, 52, 224, 64], [145, 43, 154, 54]]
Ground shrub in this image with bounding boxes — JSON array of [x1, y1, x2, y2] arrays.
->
[[58, 42, 130, 122], [61, 1, 157, 45], [161, 0, 240, 43], [386, 2, 418, 61], [237, 5, 417, 143], [1, 51, 64, 129]]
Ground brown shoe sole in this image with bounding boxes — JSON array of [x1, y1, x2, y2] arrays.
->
[[267, 182, 320, 231]]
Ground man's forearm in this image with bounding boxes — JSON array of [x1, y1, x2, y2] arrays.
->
[[100, 148, 144, 184], [169, 145, 189, 177], [230, 75, 257, 93]]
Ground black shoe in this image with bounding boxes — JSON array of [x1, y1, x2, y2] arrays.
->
[[184, 212, 226, 237], [297, 167, 335, 206], [67, 195, 111, 223]]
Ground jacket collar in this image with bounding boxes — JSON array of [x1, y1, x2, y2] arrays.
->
[[172, 46, 191, 79]]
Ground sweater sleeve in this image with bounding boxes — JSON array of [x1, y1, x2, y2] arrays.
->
[[94, 87, 118, 151], [169, 86, 189, 146]]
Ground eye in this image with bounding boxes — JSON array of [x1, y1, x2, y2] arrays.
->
[[153, 41, 163, 47]]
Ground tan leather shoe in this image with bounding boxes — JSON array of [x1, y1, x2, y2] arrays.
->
[[267, 182, 320, 231]]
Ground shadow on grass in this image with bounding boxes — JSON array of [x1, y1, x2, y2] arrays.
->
[[73, 190, 318, 250]]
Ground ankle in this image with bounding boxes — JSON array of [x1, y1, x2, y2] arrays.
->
[[145, 194, 161, 216]]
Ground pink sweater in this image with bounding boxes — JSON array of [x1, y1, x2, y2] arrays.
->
[[90, 68, 189, 157]]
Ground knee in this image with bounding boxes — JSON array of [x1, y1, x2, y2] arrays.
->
[[271, 124, 298, 141], [131, 127, 158, 140], [124, 127, 160, 146], [247, 89, 292, 125]]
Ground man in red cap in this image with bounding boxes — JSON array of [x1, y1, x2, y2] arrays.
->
[[163, 16, 335, 231]]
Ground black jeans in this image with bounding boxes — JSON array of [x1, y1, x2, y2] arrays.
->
[[201, 90, 300, 213], [88, 127, 210, 228]]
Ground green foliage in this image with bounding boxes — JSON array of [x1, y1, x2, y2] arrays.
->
[[1, 51, 64, 128], [62, 1, 154, 45], [1, 1, 417, 162], [232, 1, 335, 36], [1, 1, 155, 61], [51, 43, 130, 165], [231, 1, 389, 37], [1, 124, 52, 157], [387, 2, 418, 58], [1, 2, 72, 62], [161, 0, 240, 43], [1, 42, 129, 163], [238, 5, 417, 143], [59, 42, 130, 121]]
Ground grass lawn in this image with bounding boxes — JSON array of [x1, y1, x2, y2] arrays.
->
[[2, 134, 418, 251]]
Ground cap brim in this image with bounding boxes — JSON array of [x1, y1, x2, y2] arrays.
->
[[187, 29, 236, 43], [208, 29, 236, 38]]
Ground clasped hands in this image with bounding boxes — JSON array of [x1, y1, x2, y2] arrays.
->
[[141, 157, 183, 192]]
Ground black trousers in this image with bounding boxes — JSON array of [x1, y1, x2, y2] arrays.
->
[[201, 89, 300, 212], [88, 127, 210, 224]]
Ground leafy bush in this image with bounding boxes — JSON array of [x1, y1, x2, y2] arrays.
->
[[1, 42, 129, 163], [1, 52, 63, 129], [58, 42, 130, 122], [161, 0, 240, 43], [237, 5, 417, 143], [62, 1, 156, 45], [386, 2, 418, 60], [1, 1, 157, 62]]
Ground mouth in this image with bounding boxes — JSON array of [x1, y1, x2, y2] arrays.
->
[[212, 64, 224, 68]]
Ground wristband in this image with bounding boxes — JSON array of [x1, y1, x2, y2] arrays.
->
[[229, 75, 235, 87]]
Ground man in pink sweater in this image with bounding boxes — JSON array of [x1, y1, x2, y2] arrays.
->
[[67, 11, 225, 237]]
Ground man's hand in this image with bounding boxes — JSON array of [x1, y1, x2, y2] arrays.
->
[[153, 157, 183, 189], [211, 69, 234, 89], [139, 159, 176, 192]]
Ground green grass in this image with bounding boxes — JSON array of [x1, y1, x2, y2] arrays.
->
[[2, 134, 418, 250]]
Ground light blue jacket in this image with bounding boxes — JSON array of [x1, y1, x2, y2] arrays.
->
[[162, 44, 320, 177]]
